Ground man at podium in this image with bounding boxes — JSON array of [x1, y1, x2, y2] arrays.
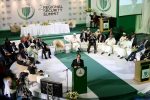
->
[[71, 53, 84, 68], [90, 12, 99, 28]]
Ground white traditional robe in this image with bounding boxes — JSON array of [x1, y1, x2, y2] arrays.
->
[[102, 37, 116, 54], [70, 36, 81, 51], [115, 40, 128, 57], [27, 46, 38, 61]]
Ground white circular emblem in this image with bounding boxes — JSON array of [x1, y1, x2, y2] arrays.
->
[[76, 68, 85, 77], [96, 0, 111, 12], [17, 5, 35, 20]]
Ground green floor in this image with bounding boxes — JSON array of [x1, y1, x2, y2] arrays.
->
[[56, 52, 137, 100]]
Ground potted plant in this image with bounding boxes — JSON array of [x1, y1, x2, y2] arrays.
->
[[66, 91, 79, 100], [85, 7, 93, 12]]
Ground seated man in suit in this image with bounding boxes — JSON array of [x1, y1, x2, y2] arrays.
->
[[97, 30, 106, 43], [41, 40, 51, 59], [126, 39, 146, 61], [18, 36, 29, 51], [80, 29, 88, 42], [17, 48, 34, 66], [140, 47, 150, 60], [71, 53, 84, 68]]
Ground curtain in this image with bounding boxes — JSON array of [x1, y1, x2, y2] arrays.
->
[[138, 0, 150, 34]]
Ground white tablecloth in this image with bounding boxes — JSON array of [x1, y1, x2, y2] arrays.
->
[[21, 23, 70, 36]]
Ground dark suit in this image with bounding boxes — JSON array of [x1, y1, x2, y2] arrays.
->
[[144, 40, 150, 49], [24, 41, 30, 48], [18, 43, 26, 50], [87, 34, 97, 53], [131, 37, 137, 48], [140, 48, 150, 60], [5, 44, 18, 61], [97, 34, 106, 43], [71, 59, 84, 68], [90, 15, 99, 27], [80, 32, 88, 42], [41, 41, 51, 59], [5, 44, 18, 53]]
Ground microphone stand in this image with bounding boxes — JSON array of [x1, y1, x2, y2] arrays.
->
[[63, 67, 71, 93], [66, 68, 69, 93]]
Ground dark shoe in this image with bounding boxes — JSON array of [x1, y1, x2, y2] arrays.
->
[[49, 56, 51, 59], [120, 57, 124, 59], [94, 51, 97, 54], [108, 54, 110, 56], [125, 58, 128, 61], [117, 55, 120, 57], [36, 61, 41, 64], [101, 52, 104, 55], [129, 59, 133, 61], [45, 57, 48, 59], [87, 51, 90, 53]]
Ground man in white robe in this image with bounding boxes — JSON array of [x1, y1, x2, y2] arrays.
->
[[27, 43, 40, 64], [114, 33, 127, 59], [101, 35, 116, 56], [70, 33, 81, 52]]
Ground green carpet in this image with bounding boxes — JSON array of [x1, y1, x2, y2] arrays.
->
[[55, 52, 137, 100]]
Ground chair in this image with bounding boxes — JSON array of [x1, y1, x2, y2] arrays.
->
[[53, 40, 65, 54], [67, 20, 76, 28], [10, 24, 20, 33], [80, 42, 88, 51]]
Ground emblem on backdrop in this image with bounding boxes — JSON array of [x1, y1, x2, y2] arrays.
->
[[17, 5, 35, 20], [96, 0, 111, 12]]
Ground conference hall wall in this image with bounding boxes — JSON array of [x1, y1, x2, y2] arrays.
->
[[0, 0, 88, 30], [90, 0, 143, 34], [91, 0, 117, 17], [117, 0, 143, 34]]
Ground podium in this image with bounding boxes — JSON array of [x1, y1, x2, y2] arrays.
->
[[99, 17, 109, 32], [134, 60, 150, 82], [72, 67, 87, 94]]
